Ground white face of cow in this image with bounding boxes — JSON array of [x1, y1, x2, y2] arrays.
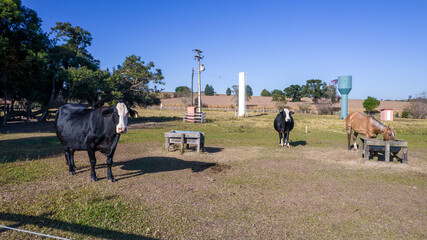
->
[[283, 108, 291, 122], [116, 102, 129, 133]]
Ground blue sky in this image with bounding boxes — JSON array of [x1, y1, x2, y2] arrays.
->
[[23, 0, 427, 99]]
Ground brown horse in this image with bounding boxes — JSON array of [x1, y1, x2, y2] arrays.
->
[[345, 112, 395, 150]]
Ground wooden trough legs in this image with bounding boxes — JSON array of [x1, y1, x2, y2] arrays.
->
[[359, 137, 408, 163]]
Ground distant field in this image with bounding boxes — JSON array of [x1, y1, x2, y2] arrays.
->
[[0, 110, 426, 239], [160, 95, 408, 113]]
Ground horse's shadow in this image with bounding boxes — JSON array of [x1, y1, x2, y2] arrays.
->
[[112, 157, 216, 181]]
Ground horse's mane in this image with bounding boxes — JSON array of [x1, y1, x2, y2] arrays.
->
[[370, 116, 387, 131]]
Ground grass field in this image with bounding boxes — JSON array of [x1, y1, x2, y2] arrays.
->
[[1, 110, 426, 239]]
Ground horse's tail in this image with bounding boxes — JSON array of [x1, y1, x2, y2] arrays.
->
[[345, 113, 354, 150], [345, 113, 352, 133]]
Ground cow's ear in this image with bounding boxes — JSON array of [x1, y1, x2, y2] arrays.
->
[[102, 107, 114, 117], [290, 111, 295, 115], [128, 109, 138, 118]]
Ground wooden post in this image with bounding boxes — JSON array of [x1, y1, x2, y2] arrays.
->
[[358, 138, 363, 158], [180, 133, 185, 153], [385, 141, 390, 162], [403, 148, 408, 164], [165, 137, 170, 151], [364, 140, 369, 161]]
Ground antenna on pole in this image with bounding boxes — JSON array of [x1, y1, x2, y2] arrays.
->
[[193, 49, 204, 112]]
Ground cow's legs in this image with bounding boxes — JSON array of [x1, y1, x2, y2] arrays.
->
[[69, 149, 76, 172], [353, 132, 359, 151], [64, 149, 69, 166], [106, 134, 120, 183], [106, 157, 114, 182], [285, 130, 290, 148], [87, 149, 97, 181], [65, 149, 76, 175], [279, 132, 283, 147]]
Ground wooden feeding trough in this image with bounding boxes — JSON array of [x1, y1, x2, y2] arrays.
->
[[164, 130, 205, 153], [358, 137, 408, 163]]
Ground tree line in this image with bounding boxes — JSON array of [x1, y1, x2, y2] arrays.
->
[[260, 79, 340, 104], [1, 0, 164, 125]]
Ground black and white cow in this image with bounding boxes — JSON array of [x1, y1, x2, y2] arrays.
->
[[54, 100, 135, 182], [274, 108, 294, 148]]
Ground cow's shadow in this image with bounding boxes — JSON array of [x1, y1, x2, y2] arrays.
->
[[290, 141, 307, 147], [112, 157, 216, 181]]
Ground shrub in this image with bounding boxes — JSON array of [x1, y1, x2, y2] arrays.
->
[[315, 102, 334, 115], [404, 98, 427, 119], [298, 103, 312, 113], [162, 93, 171, 99], [401, 111, 409, 118]]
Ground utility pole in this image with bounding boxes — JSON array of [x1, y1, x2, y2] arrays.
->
[[191, 68, 194, 106], [193, 49, 204, 112]]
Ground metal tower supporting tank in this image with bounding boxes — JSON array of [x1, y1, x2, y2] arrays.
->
[[338, 76, 352, 119]]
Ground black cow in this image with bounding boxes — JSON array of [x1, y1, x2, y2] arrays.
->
[[54, 101, 135, 182], [274, 108, 294, 148]]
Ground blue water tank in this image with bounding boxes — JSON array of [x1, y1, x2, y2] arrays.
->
[[338, 76, 352, 119], [338, 76, 352, 95]]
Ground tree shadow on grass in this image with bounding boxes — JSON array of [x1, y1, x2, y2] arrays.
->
[[0, 136, 61, 163], [0, 212, 156, 240], [113, 157, 216, 181], [0, 121, 55, 134]]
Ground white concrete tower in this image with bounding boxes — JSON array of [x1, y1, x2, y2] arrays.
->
[[238, 72, 246, 117]]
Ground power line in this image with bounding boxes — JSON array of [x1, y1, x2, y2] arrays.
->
[[0, 225, 70, 240], [203, 73, 235, 82]]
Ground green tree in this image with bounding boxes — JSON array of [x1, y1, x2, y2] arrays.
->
[[49, 22, 100, 102], [175, 86, 190, 94], [283, 84, 302, 102], [67, 66, 110, 106], [305, 79, 326, 103], [246, 85, 253, 97], [231, 85, 251, 106], [110, 55, 164, 107], [271, 89, 284, 96], [204, 84, 215, 96], [0, 0, 51, 124], [271, 89, 287, 110], [226, 87, 232, 96], [50, 22, 99, 70], [363, 96, 380, 114], [177, 86, 191, 107], [272, 94, 287, 110], [260, 89, 271, 96]]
